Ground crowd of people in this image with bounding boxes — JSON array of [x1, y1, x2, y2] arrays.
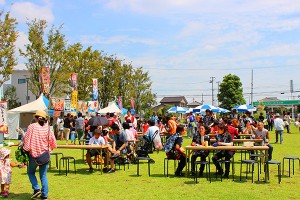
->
[[2, 108, 297, 199]]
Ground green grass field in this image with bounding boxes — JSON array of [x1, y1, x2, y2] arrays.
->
[[6, 126, 300, 200]]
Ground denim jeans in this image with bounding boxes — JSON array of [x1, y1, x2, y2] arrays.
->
[[275, 130, 283, 144], [27, 155, 49, 197], [187, 126, 194, 138]]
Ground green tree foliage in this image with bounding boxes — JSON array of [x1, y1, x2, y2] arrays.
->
[[0, 12, 18, 87], [19, 19, 68, 98], [62, 43, 103, 100], [4, 86, 20, 109], [217, 74, 246, 110]]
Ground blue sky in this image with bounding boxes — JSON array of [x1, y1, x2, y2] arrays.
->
[[2, 0, 300, 105]]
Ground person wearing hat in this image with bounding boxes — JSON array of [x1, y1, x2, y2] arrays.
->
[[23, 110, 57, 200], [274, 113, 285, 144], [0, 148, 21, 197]]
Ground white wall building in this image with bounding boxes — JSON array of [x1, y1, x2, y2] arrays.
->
[[3, 70, 35, 106]]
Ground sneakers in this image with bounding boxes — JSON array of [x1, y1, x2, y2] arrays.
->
[[31, 190, 41, 199], [40, 196, 48, 200], [111, 153, 120, 159], [107, 168, 115, 173], [1, 191, 8, 198]]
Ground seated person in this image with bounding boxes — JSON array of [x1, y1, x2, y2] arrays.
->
[[109, 123, 128, 173], [86, 129, 105, 172], [252, 122, 273, 161], [212, 123, 234, 178], [190, 125, 210, 176], [163, 125, 186, 177]]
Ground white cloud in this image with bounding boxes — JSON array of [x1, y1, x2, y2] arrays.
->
[[10, 1, 54, 23], [0, 0, 5, 6], [80, 35, 159, 46]]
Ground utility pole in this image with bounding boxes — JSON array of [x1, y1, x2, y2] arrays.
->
[[250, 69, 253, 105], [201, 93, 204, 105], [216, 81, 220, 106], [209, 77, 216, 106]]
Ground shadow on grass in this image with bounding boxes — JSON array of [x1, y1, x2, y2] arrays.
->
[[6, 192, 31, 199]]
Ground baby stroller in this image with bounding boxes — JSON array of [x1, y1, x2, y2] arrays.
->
[[133, 130, 158, 163]]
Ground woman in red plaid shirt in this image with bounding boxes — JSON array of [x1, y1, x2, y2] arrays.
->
[[23, 110, 57, 200]]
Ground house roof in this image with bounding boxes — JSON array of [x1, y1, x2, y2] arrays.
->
[[187, 101, 201, 107], [259, 97, 281, 101], [160, 96, 188, 104]]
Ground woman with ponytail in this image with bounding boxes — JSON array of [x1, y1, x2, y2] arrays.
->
[[23, 110, 57, 200]]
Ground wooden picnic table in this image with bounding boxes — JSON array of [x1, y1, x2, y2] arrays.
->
[[184, 145, 269, 182]]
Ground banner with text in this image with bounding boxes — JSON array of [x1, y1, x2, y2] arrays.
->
[[40, 67, 50, 95]]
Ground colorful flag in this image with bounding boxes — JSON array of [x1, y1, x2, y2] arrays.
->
[[118, 96, 123, 111], [130, 98, 135, 110], [0, 101, 8, 134], [71, 90, 78, 111], [92, 78, 98, 101], [40, 67, 50, 94], [70, 73, 78, 89]]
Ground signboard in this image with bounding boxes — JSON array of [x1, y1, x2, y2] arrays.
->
[[0, 101, 8, 134], [253, 100, 300, 106], [64, 99, 71, 112], [71, 90, 78, 111], [40, 67, 50, 94]]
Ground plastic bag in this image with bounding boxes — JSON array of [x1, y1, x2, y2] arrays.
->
[[153, 134, 162, 149]]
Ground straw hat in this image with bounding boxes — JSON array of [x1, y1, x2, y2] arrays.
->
[[0, 148, 11, 160], [34, 110, 47, 119]]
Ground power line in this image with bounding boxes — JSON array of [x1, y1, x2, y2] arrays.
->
[[142, 64, 300, 71]]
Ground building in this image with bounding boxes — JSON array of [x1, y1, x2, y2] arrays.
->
[[159, 96, 188, 107], [3, 70, 35, 106], [187, 101, 201, 108]]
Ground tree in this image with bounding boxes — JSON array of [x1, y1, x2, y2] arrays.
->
[[217, 74, 246, 110], [131, 67, 156, 114], [0, 12, 18, 87], [4, 86, 20, 109], [19, 19, 68, 98], [62, 43, 104, 100]]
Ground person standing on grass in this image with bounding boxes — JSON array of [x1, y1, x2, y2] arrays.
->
[[187, 112, 195, 138], [283, 112, 291, 134], [23, 110, 57, 200], [75, 112, 85, 144], [274, 113, 285, 144], [63, 113, 72, 144]]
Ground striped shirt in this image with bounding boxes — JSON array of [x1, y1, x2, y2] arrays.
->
[[23, 122, 57, 158]]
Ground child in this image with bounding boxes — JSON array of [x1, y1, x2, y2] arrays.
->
[[70, 127, 76, 144], [0, 148, 20, 197]]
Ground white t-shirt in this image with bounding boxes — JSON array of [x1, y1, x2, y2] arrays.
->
[[89, 136, 105, 145], [145, 126, 160, 139], [125, 129, 135, 141]]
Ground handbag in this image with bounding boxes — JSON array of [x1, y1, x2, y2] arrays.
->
[[34, 150, 50, 166]]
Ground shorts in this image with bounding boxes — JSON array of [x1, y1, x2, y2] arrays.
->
[[89, 149, 100, 157]]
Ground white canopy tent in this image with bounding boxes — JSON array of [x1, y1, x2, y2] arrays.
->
[[97, 102, 121, 114], [7, 94, 49, 139]]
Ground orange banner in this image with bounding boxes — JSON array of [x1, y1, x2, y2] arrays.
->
[[40, 67, 50, 94]]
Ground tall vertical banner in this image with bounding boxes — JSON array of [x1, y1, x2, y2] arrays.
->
[[130, 98, 135, 110], [118, 96, 123, 111], [71, 90, 78, 112], [40, 67, 50, 95], [70, 73, 78, 89], [92, 78, 98, 101], [0, 101, 8, 134]]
